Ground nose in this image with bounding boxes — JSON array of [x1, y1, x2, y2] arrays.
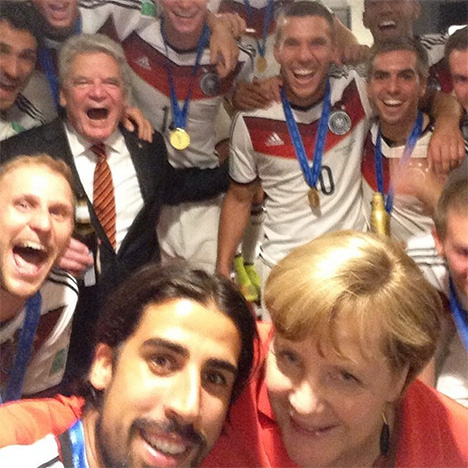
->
[[379, 1, 393, 14], [289, 379, 326, 416], [165, 370, 202, 426], [1, 55, 20, 80], [89, 81, 105, 99], [176, 0, 191, 9], [29, 208, 52, 233], [298, 43, 313, 63], [387, 75, 400, 94]]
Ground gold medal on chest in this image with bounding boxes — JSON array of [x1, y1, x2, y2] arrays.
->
[[256, 56, 268, 73], [169, 128, 190, 150], [308, 187, 320, 208]]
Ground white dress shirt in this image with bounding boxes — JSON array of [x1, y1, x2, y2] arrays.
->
[[64, 123, 144, 252]]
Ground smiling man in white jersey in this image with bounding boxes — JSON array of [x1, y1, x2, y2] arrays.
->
[[217, 1, 373, 316]]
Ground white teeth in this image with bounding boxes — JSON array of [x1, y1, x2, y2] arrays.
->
[[17, 241, 45, 252], [379, 21, 396, 27], [384, 99, 402, 106], [143, 433, 187, 456], [295, 70, 313, 76]]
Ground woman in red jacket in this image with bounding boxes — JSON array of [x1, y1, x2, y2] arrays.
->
[[203, 230, 468, 468]]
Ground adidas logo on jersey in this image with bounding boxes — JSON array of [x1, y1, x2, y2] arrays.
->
[[266, 132, 284, 146], [135, 55, 151, 70]]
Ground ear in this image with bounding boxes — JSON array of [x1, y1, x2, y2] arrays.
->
[[386, 365, 409, 402], [432, 226, 445, 259], [366, 80, 377, 109], [273, 42, 280, 65], [59, 89, 67, 108], [88, 343, 114, 391], [419, 77, 427, 100]]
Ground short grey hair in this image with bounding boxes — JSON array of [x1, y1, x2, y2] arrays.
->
[[58, 33, 133, 100]]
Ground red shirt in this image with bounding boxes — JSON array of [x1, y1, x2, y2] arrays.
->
[[0, 394, 83, 447], [203, 324, 468, 468]]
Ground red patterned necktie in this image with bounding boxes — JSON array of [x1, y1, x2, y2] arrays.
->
[[91, 143, 116, 249]]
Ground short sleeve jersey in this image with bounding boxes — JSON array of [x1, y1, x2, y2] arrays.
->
[[230, 70, 372, 266], [0, 270, 79, 397]]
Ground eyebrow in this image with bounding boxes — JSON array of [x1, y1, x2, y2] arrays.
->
[[141, 337, 238, 376]]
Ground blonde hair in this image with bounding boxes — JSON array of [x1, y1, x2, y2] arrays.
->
[[0, 154, 76, 203], [264, 230, 441, 386]]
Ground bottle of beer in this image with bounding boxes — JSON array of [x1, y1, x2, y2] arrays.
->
[[74, 197, 98, 287], [370, 192, 391, 238]]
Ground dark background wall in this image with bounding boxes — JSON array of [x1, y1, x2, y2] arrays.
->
[[415, 0, 467, 34]]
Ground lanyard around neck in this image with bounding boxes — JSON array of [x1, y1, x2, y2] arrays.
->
[[374, 111, 424, 213], [449, 276, 468, 354], [1, 291, 42, 403], [162, 23, 209, 131], [39, 15, 82, 110], [280, 80, 331, 190], [242, 0, 274, 58]]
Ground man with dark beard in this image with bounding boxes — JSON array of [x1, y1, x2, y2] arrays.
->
[[0, 263, 257, 467]]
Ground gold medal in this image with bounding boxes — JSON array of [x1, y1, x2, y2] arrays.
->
[[169, 128, 190, 150], [308, 187, 320, 208], [256, 56, 268, 73]]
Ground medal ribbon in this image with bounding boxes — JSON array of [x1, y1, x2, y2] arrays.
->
[[280, 80, 331, 189], [38, 15, 82, 110], [375, 110, 423, 213], [449, 276, 468, 354], [69, 420, 90, 468], [163, 23, 209, 131], [0, 291, 42, 403], [242, 0, 274, 59]]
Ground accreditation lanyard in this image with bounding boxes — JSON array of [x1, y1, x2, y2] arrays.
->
[[162, 23, 209, 132], [242, 0, 274, 60], [449, 277, 468, 354], [69, 420, 89, 468], [374, 110, 423, 214], [0, 291, 42, 403], [280, 80, 331, 190], [38, 15, 82, 110]]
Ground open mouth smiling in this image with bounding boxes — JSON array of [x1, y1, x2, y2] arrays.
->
[[0, 77, 18, 94], [140, 428, 192, 457], [47, 1, 71, 15], [174, 10, 198, 19], [13, 241, 49, 276], [87, 108, 109, 120], [290, 417, 338, 438], [291, 69, 317, 84], [383, 99, 403, 107], [378, 20, 397, 32]]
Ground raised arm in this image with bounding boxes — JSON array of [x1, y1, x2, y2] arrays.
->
[[206, 11, 245, 78]]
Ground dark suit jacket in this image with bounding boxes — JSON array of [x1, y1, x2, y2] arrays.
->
[[1, 118, 229, 302]]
